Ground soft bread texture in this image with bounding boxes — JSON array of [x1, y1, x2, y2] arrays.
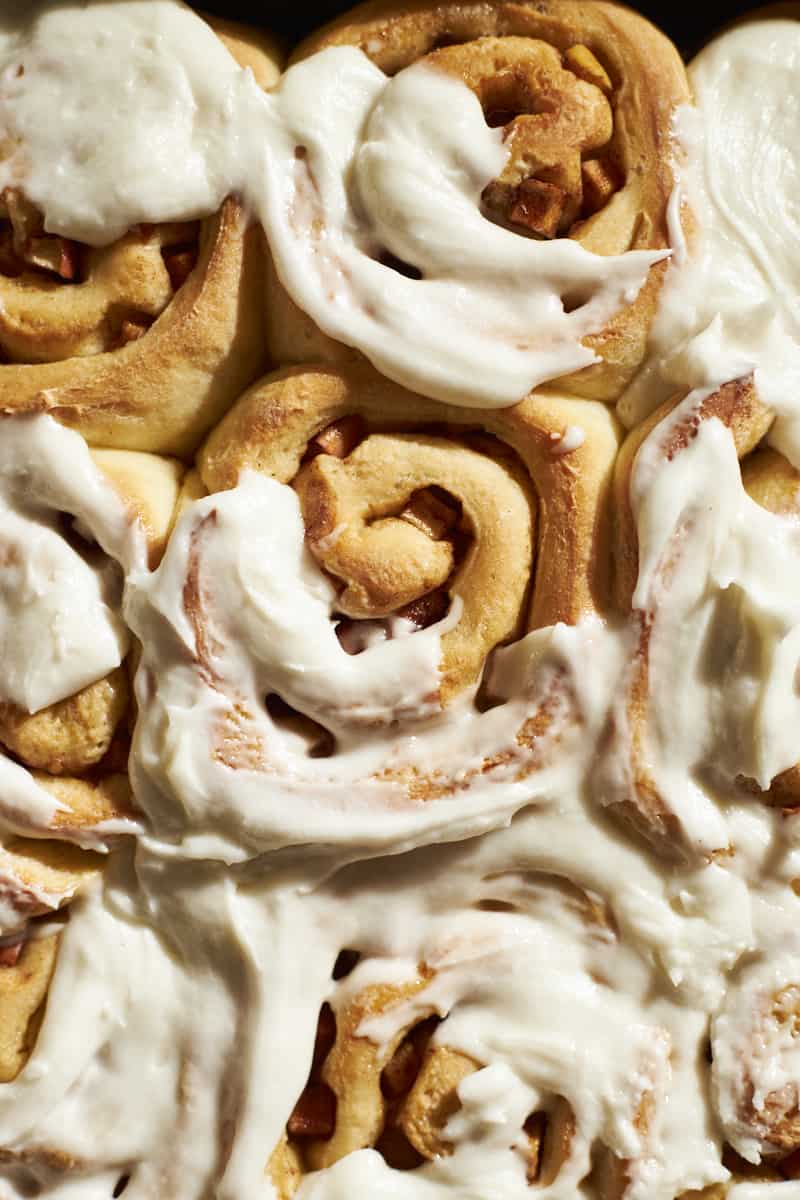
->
[[0, 200, 267, 456], [0, 935, 58, 1084], [0, 18, 284, 454], [200, 362, 620, 636], [0, 669, 129, 776], [0, 437, 182, 933]]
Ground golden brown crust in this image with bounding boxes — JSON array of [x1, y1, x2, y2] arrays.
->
[[0, 199, 267, 456], [273, 0, 691, 403], [91, 448, 186, 567], [0, 934, 58, 1083], [200, 362, 620, 634], [0, 219, 182, 363], [199, 12, 285, 88]]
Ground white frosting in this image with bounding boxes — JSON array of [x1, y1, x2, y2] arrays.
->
[[549, 424, 586, 455], [0, 0, 263, 244], [3, 6, 800, 1200], [0, 416, 145, 858], [0, 2, 665, 409], [592, 390, 800, 857], [126, 471, 609, 861], [619, 21, 800, 462], [0, 418, 132, 713], [261, 49, 663, 407]]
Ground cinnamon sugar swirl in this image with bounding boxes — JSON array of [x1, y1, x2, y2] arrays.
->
[[268, 0, 691, 404]]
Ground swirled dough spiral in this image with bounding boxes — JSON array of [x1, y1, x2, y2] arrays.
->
[[266, 0, 691, 404]]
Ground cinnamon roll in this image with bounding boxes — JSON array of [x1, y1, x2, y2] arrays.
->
[[599, 373, 800, 855], [4, 4, 800, 1200], [264, 0, 691, 405], [0, 12, 280, 455], [0, 415, 182, 932], [128, 361, 620, 856], [262, 857, 712, 1200]]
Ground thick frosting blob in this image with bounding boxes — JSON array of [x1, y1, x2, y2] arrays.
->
[[0, 416, 141, 849], [0, 418, 131, 714], [619, 19, 800, 460]]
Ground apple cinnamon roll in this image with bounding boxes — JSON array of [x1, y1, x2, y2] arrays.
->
[[0, 14, 280, 455], [268, 875, 683, 1200], [264, 0, 690, 405], [128, 361, 620, 856], [712, 955, 800, 1173], [597, 374, 800, 855], [0, 414, 183, 931]]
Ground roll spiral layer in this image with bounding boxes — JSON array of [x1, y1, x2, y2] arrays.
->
[[599, 372, 800, 858], [0, 14, 282, 455]]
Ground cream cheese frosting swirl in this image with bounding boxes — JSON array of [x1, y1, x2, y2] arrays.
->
[[0, 418, 132, 714], [126, 469, 611, 861]]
